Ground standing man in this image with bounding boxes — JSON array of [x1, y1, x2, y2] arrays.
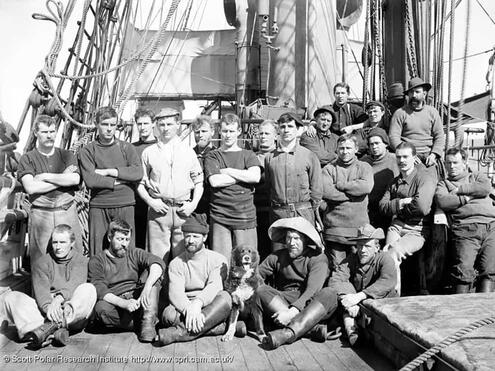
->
[[331, 82, 368, 135], [299, 106, 339, 167], [88, 219, 164, 342], [255, 119, 278, 260], [379, 142, 436, 295], [18, 115, 82, 260], [435, 148, 495, 293], [264, 112, 322, 227], [2, 225, 96, 347], [204, 113, 261, 264], [132, 108, 157, 249], [361, 128, 399, 231], [157, 213, 232, 346], [321, 134, 373, 268], [389, 77, 445, 168], [79, 106, 143, 256], [353, 101, 389, 156], [192, 115, 216, 215], [138, 108, 203, 263]]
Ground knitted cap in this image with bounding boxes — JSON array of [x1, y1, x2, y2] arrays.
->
[[367, 127, 389, 145], [182, 213, 209, 235]]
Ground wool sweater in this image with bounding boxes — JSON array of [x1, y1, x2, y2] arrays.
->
[[361, 152, 399, 209], [321, 157, 373, 240], [31, 250, 88, 315], [379, 166, 436, 226], [79, 139, 143, 208], [435, 171, 495, 225], [168, 248, 228, 313], [389, 104, 445, 157], [299, 131, 339, 167], [88, 247, 164, 300], [327, 251, 397, 299], [259, 249, 329, 311]]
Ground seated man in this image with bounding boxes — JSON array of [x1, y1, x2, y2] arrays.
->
[[327, 224, 397, 345], [435, 148, 495, 293], [256, 217, 329, 347], [88, 219, 164, 342], [379, 142, 436, 295], [157, 213, 232, 346], [2, 225, 96, 348]]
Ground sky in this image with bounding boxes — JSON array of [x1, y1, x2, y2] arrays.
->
[[1, 0, 495, 130]]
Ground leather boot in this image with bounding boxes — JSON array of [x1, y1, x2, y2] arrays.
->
[[139, 285, 160, 342], [304, 323, 327, 342], [455, 283, 471, 294], [264, 300, 328, 349], [205, 320, 247, 337], [343, 313, 358, 347], [477, 278, 494, 293], [266, 295, 289, 314], [25, 321, 61, 349], [157, 292, 231, 346]]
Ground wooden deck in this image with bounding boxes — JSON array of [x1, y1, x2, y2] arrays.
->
[[0, 326, 394, 371]]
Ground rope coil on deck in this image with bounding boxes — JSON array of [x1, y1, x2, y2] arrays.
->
[[399, 316, 495, 371]]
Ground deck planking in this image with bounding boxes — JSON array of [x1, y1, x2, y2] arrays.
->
[[0, 325, 394, 371]]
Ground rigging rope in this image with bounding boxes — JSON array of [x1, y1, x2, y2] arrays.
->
[[399, 316, 495, 371], [445, 0, 456, 151], [404, 0, 418, 78], [362, 0, 371, 107], [114, 0, 182, 114], [455, 0, 471, 148]]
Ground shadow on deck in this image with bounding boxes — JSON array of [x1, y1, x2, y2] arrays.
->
[[0, 325, 394, 371]]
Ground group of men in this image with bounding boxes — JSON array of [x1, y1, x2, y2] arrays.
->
[[1, 76, 495, 350]]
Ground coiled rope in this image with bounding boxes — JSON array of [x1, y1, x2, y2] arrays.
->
[[399, 316, 495, 371]]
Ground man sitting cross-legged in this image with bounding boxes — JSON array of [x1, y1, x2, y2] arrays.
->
[[256, 217, 330, 348], [88, 219, 164, 342], [1, 224, 96, 348], [327, 224, 398, 346], [156, 213, 240, 346]]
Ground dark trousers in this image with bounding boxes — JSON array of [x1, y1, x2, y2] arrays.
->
[[94, 290, 141, 330], [324, 240, 355, 270], [89, 205, 135, 256], [134, 198, 148, 249], [451, 222, 495, 284]]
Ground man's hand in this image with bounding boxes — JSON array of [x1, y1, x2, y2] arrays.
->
[[46, 295, 65, 324], [340, 126, 354, 135], [148, 198, 169, 214], [346, 305, 360, 318], [425, 153, 437, 167], [272, 307, 299, 326], [305, 123, 317, 138], [138, 285, 152, 310], [340, 292, 366, 309], [185, 299, 205, 333], [399, 197, 413, 209], [177, 201, 196, 218], [124, 298, 141, 312]]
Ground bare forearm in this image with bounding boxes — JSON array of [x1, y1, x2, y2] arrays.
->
[[40, 173, 80, 187], [190, 183, 204, 207], [103, 293, 128, 309], [209, 174, 236, 188], [223, 167, 260, 183], [144, 263, 163, 289]]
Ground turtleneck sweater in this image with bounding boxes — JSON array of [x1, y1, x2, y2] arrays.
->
[[78, 138, 143, 207], [31, 249, 89, 315], [361, 151, 399, 208], [321, 157, 373, 241], [168, 247, 228, 313], [435, 171, 495, 224]]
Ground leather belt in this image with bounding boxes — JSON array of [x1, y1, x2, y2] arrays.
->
[[31, 200, 74, 211], [271, 201, 312, 213], [162, 199, 189, 207]]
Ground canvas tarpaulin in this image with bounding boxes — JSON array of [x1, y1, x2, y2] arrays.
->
[[122, 27, 236, 98]]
